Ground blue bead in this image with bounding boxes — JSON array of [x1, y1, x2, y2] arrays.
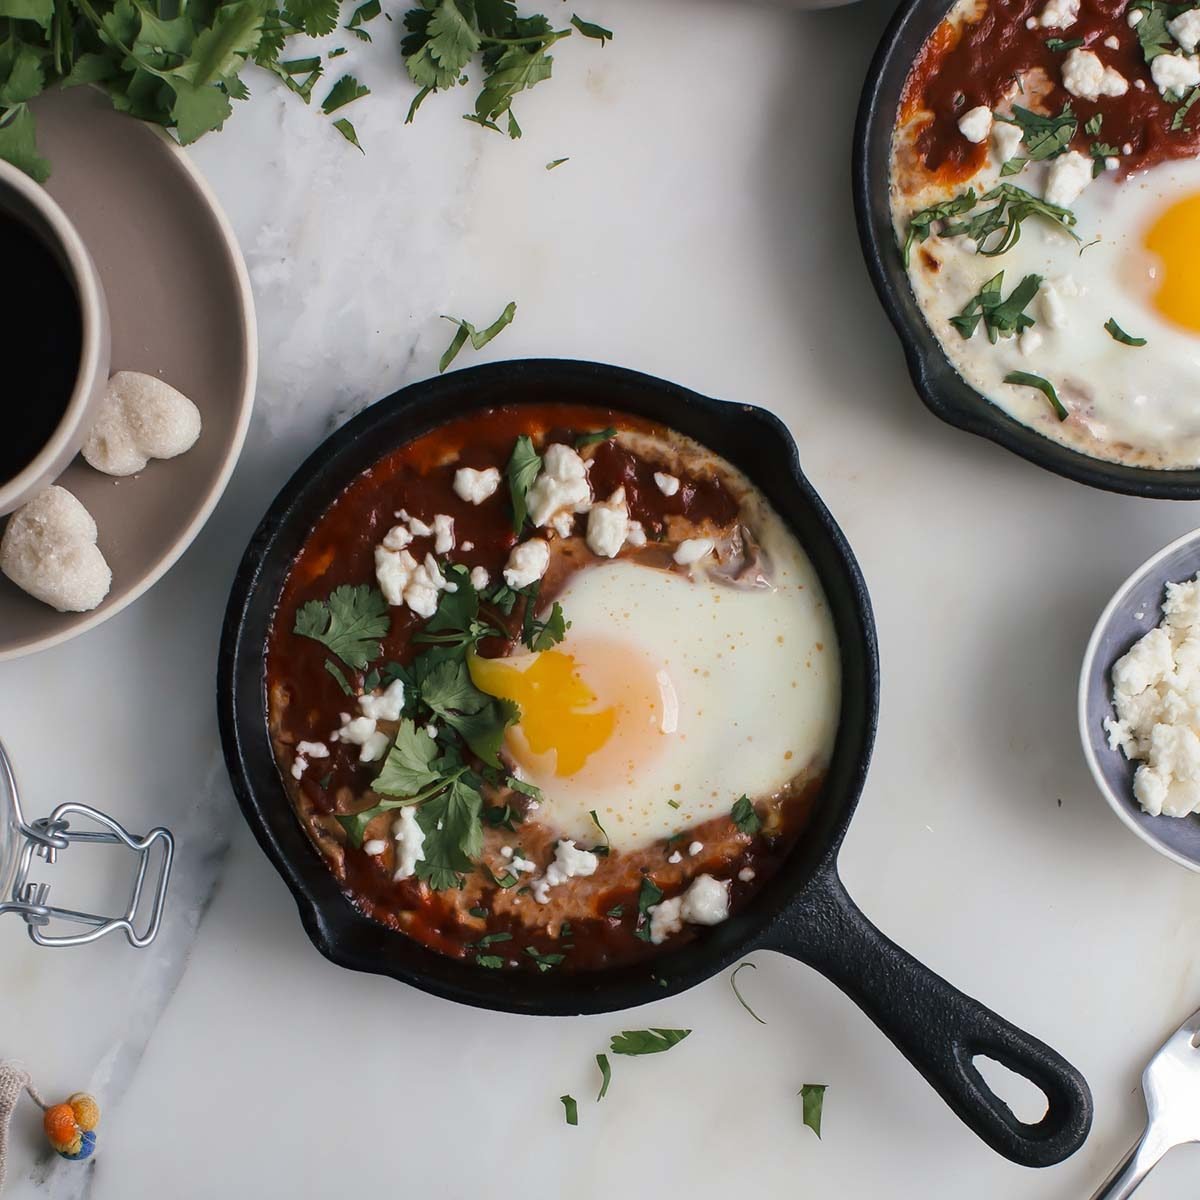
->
[[59, 1130, 96, 1161]]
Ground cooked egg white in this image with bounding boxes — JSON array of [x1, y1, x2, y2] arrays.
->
[[469, 505, 840, 852], [897, 147, 1200, 469]]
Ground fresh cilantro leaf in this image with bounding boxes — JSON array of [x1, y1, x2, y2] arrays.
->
[[570, 14, 611, 42], [560, 1094, 578, 1125], [606, 904, 624, 918], [506, 434, 541, 533], [475, 930, 512, 946], [1000, 156, 1027, 176], [1044, 36, 1083, 50], [415, 776, 483, 889], [731, 795, 763, 835], [333, 117, 363, 148], [1130, 0, 1182, 62], [438, 300, 517, 372], [1005, 370, 1069, 421], [525, 946, 565, 971], [546, 156, 569, 169], [324, 658, 356, 696], [476, 953, 505, 968], [373, 719, 441, 795], [171, 0, 267, 88], [0, 0, 52, 28], [800, 1084, 827, 1138], [1105, 317, 1147, 346], [284, 0, 340, 37], [0, 43, 43, 106], [902, 188, 977, 266], [950, 272, 1043, 343], [525, 600, 569, 652], [294, 584, 390, 669], [997, 104, 1076, 161], [730, 961, 767, 1025], [574, 426, 617, 447], [421, 657, 489, 716], [1090, 141, 1120, 175], [322, 73, 369, 114], [0, 104, 49, 181], [468, 905, 488, 918], [441, 697, 519, 767], [484, 802, 522, 829], [473, 43, 553, 128], [596, 1053, 612, 1100], [347, 0, 381, 34], [1172, 85, 1200, 130], [508, 777, 541, 800], [1084, 113, 1104, 135], [610, 1028, 691, 1056], [945, 184, 1077, 257], [168, 79, 233, 144]]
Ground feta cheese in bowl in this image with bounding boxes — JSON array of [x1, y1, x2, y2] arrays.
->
[[1079, 527, 1200, 870]]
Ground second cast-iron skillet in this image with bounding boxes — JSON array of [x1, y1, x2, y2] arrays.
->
[[218, 359, 1092, 1168]]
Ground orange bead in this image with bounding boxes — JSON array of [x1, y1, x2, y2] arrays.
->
[[68, 1093, 100, 1132], [43, 1104, 79, 1151]]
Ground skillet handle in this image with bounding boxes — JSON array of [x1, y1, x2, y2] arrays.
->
[[757, 863, 1092, 1167]]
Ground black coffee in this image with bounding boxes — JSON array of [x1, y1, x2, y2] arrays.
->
[[0, 208, 82, 486]]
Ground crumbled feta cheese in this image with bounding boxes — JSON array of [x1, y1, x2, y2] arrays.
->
[[453, 466, 501, 505], [1105, 155, 1121, 171], [358, 678, 406, 722], [1123, 140, 1134, 152], [1044, 150, 1094, 206], [586, 487, 629, 558], [375, 545, 418, 606], [337, 714, 389, 763], [738, 867, 756, 883], [377, 545, 455, 618], [1039, 281, 1071, 330], [500, 845, 514, 858], [291, 756, 308, 780], [1129, 6, 1145, 24], [1036, 0, 1079, 27], [1135, 77, 1148, 89], [649, 897, 683, 944], [432, 513, 455, 555], [507, 853, 536, 875], [503, 538, 550, 588], [991, 120, 1024, 163], [957, 104, 993, 143], [688, 841, 703, 856], [363, 839, 387, 856], [1152, 51, 1200, 96], [381, 524, 412, 551], [392, 806, 426, 880], [531, 840, 599, 903], [425, 723, 438, 739], [679, 874, 731, 925], [296, 740, 330, 759], [461, 541, 474, 552], [1104, 33, 1121, 47], [625, 521, 647, 548], [674, 537, 715, 566], [1106, 575, 1200, 817], [1061, 48, 1129, 99], [469, 565, 490, 590], [527, 443, 593, 529], [1169, 7, 1200, 52], [406, 515, 433, 538], [653, 471, 681, 497], [668, 850, 683, 864]]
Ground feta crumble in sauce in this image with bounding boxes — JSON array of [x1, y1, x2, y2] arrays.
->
[[892, 0, 1200, 468], [266, 404, 838, 972]]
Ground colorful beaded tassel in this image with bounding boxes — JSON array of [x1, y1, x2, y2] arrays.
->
[[0, 1062, 99, 1194]]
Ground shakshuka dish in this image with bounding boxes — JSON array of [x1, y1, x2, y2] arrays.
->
[[893, 0, 1200, 467], [266, 405, 840, 972]]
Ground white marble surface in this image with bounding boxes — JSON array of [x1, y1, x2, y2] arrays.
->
[[5, 0, 1200, 1195]]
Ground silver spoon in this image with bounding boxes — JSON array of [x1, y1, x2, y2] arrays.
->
[[1091, 1004, 1200, 1199]]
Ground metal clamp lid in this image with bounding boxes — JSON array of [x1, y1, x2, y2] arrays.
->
[[0, 743, 173, 948]]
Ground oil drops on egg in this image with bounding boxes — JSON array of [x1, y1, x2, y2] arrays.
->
[[469, 512, 841, 853]]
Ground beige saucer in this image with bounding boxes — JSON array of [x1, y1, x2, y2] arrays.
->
[[0, 86, 256, 660]]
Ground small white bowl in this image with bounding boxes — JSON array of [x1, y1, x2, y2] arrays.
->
[[1079, 526, 1200, 872]]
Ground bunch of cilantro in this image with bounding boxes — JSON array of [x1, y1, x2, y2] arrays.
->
[[0, 0, 610, 181]]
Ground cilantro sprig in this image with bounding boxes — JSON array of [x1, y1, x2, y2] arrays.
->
[[295, 584, 390, 669]]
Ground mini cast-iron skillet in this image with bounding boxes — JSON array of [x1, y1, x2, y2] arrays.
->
[[219, 360, 1092, 1167], [853, 0, 1200, 500]]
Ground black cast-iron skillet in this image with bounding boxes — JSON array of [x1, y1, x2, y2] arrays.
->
[[853, 0, 1200, 500], [218, 359, 1092, 1168]]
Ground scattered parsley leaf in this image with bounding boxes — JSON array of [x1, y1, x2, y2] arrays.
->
[[633, 876, 663, 941], [574, 426, 617, 448], [525, 946, 565, 971], [596, 1053, 612, 1100], [476, 953, 505, 968], [570, 14, 611, 42], [346, 0, 380, 37], [415, 776, 483, 889], [944, 184, 1077, 257], [506, 434, 542, 533], [321, 71, 368, 113], [730, 961, 767, 1025], [731, 795, 762, 835], [610, 1028, 691, 1056], [545, 156, 569, 169], [1084, 113, 1104, 135], [1130, 0, 1180, 62], [475, 931, 512, 946], [294, 584, 390, 668], [606, 904, 624, 918], [588, 808, 610, 852], [902, 188, 977, 266], [525, 600, 569, 652], [1090, 141, 1121, 176], [324, 658, 356, 696], [1105, 317, 1147, 346], [332, 117, 363, 150], [1005, 370, 1069, 420], [438, 300, 517, 373], [800, 1084, 827, 1137], [560, 1094, 578, 1125], [1044, 36, 1083, 50], [508, 777, 541, 800], [468, 905, 488, 918]]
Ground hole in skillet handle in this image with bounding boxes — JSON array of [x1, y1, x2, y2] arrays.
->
[[753, 863, 1093, 1167]]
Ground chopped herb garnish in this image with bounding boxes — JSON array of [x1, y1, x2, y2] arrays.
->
[[596, 1053, 612, 1100], [996, 103, 1077, 161], [1000, 156, 1028, 177], [484, 803, 522, 830], [546, 157, 570, 170], [506, 435, 542, 534], [468, 906, 488, 919], [476, 954, 505, 969], [902, 188, 977, 266], [731, 795, 763, 835], [523, 600, 570, 652], [606, 904, 624, 918], [525, 946, 565, 972], [1045, 36, 1084, 50], [559, 921, 573, 938], [476, 931, 513, 946], [324, 658, 356, 696], [950, 271, 1043, 343], [482, 863, 520, 889], [1084, 113, 1104, 136], [1105, 317, 1147, 346], [610, 1028, 691, 1056], [1129, 0, 1182, 63], [800, 1084, 827, 1137], [1090, 141, 1121, 176], [589, 809, 610, 851], [560, 1094, 578, 1125], [1005, 370, 1069, 421], [574, 426, 617, 448], [730, 961, 767, 1025], [633, 876, 663, 942], [944, 184, 1077, 257], [362, 667, 381, 694], [439, 300, 517, 373], [321, 73, 370, 115], [508, 777, 542, 801], [1172, 85, 1200, 130], [295, 584, 390, 669], [667, 798, 681, 809]]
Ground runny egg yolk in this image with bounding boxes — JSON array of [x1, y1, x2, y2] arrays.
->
[[467, 638, 672, 783], [1144, 192, 1200, 334]]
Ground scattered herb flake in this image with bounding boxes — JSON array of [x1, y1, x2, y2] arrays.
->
[[731, 795, 762, 835], [476, 953, 505, 969], [1005, 370, 1069, 420], [321, 72, 369, 114], [667, 798, 681, 809], [596, 1052, 612, 1100], [506, 434, 542, 534], [1173, 85, 1200, 130], [902, 188, 977, 266], [633, 876, 663, 941], [606, 904, 624, 918], [610, 1028, 691, 1056], [1045, 36, 1084, 50], [546, 156, 569, 169], [950, 271, 1043, 343], [730, 961, 767, 1025], [997, 103, 1077, 161], [1105, 317, 1147, 346], [525, 946, 565, 972], [324, 658, 356, 695], [560, 1094, 578, 1125], [439, 300, 517, 373], [468, 905, 488, 919], [800, 1084, 827, 1137], [574, 426, 617, 447], [476, 931, 513, 946]]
